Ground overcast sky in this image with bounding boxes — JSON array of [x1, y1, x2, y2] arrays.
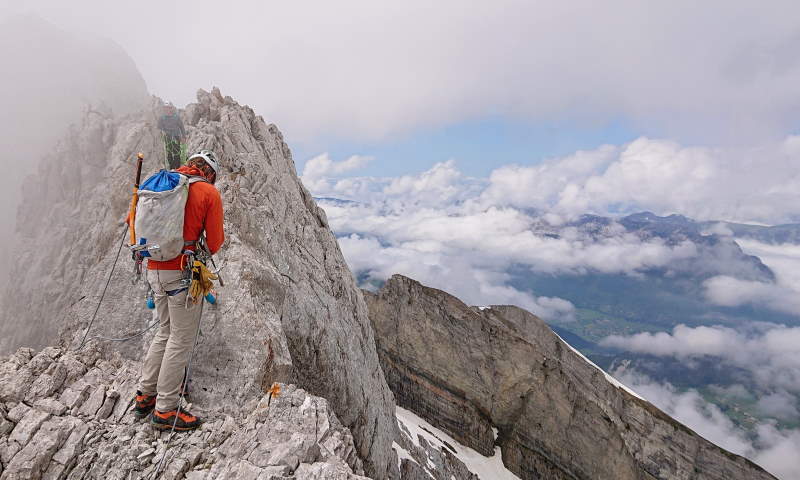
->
[[4, 1, 800, 176], [3, 5, 799, 476]]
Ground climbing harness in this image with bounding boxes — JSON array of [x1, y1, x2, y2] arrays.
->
[[179, 236, 222, 306]]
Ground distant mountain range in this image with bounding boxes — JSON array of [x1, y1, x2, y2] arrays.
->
[[317, 198, 800, 436], [616, 211, 800, 245], [313, 196, 362, 207]]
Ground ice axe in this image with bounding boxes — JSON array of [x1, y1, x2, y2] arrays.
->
[[128, 152, 145, 245]]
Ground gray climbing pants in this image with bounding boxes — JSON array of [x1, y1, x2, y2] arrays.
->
[[138, 269, 201, 412]]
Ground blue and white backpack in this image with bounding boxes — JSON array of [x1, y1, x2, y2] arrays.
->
[[133, 170, 207, 261]]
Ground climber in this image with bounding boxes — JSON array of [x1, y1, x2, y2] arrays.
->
[[157, 103, 186, 169], [133, 149, 224, 431]]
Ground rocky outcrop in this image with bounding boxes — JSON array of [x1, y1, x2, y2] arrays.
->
[[0, 89, 398, 478], [365, 274, 777, 480], [0, 346, 369, 479]]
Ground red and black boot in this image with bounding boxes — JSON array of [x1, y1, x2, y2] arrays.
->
[[133, 391, 156, 419], [151, 408, 203, 431]]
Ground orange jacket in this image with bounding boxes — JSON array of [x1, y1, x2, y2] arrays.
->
[[148, 166, 224, 270]]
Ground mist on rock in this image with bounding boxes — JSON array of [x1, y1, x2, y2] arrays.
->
[[0, 14, 147, 295]]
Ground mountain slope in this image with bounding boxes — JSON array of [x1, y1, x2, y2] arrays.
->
[[0, 346, 368, 479], [365, 274, 777, 480], [0, 89, 398, 478]]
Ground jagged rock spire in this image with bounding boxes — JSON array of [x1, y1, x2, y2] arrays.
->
[[0, 88, 398, 478]]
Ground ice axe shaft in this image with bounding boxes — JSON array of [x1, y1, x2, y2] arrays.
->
[[128, 153, 145, 245]]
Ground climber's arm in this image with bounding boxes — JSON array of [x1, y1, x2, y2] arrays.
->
[[205, 188, 225, 255]]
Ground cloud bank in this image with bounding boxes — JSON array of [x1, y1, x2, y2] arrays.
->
[[9, 1, 800, 144], [602, 323, 800, 395], [313, 136, 800, 225], [306, 134, 800, 322]]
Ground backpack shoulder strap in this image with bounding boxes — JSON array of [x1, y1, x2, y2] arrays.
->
[[184, 175, 210, 185]]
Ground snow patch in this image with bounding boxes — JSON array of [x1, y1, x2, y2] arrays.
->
[[396, 406, 520, 480], [476, 305, 491, 311], [392, 441, 418, 470], [553, 332, 645, 400]]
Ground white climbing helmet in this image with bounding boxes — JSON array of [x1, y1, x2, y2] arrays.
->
[[187, 149, 220, 176]]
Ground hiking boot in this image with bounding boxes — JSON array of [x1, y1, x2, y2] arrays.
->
[[151, 408, 202, 431], [133, 391, 156, 419]]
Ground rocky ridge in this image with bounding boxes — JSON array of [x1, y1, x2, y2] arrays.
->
[[0, 89, 398, 478], [365, 274, 777, 480], [1, 86, 780, 480], [0, 346, 368, 479]]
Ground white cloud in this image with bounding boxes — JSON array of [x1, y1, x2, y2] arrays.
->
[[702, 222, 734, 237], [302, 153, 372, 179], [602, 324, 800, 396], [9, 2, 800, 144], [382, 160, 467, 205], [615, 371, 800, 480], [306, 135, 800, 229], [756, 391, 800, 421], [752, 424, 800, 480], [479, 137, 800, 224], [737, 239, 800, 288], [305, 143, 800, 322], [699, 239, 800, 316], [300, 153, 372, 193], [479, 145, 619, 213], [327, 200, 702, 276], [703, 275, 800, 316], [338, 233, 576, 322], [602, 324, 740, 359]]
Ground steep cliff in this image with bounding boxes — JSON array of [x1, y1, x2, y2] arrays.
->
[[365, 274, 777, 480], [0, 89, 398, 478]]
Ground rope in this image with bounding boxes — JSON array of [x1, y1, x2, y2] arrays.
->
[[151, 299, 205, 479], [81, 318, 160, 344], [74, 224, 129, 351], [74, 126, 151, 351]]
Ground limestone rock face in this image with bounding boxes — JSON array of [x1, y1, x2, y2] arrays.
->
[[0, 346, 369, 479], [365, 274, 777, 480], [0, 89, 397, 478]]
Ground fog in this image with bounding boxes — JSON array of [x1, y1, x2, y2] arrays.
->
[[0, 14, 147, 291], [1, 2, 798, 318], [4, 1, 800, 146], [3, 2, 800, 266]]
